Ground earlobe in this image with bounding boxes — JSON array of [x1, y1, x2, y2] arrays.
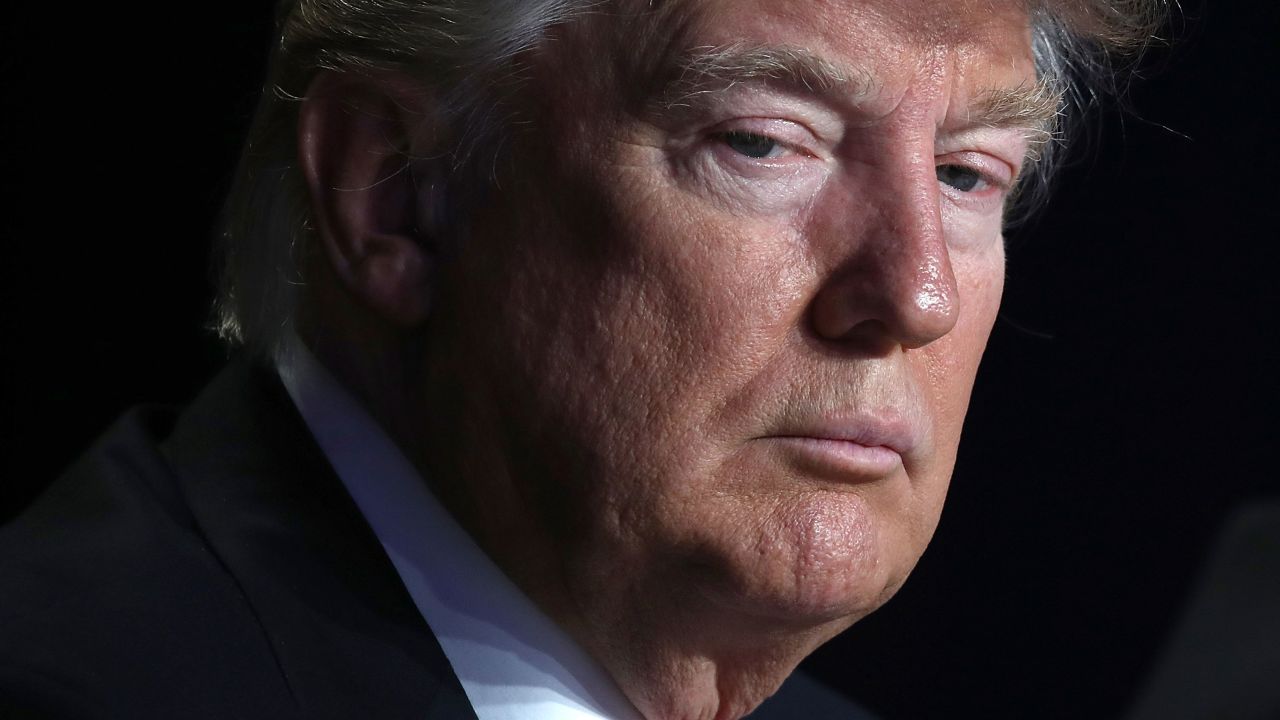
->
[[298, 70, 442, 328]]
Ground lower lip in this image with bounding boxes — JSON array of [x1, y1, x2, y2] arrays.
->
[[767, 436, 903, 480]]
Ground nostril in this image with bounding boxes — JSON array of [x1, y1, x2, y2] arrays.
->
[[808, 257, 960, 353], [831, 319, 902, 356], [807, 278, 902, 356]]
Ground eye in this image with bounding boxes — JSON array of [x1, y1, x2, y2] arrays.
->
[[936, 164, 990, 193], [719, 130, 786, 160]]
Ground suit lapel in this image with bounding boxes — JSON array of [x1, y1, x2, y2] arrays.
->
[[161, 357, 477, 719]]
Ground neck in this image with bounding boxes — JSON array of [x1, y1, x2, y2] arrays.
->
[[296, 328, 847, 720], [545, 569, 850, 720]]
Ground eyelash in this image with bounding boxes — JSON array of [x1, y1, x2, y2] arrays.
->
[[716, 130, 1005, 192], [936, 164, 994, 194], [934, 152, 1015, 197], [717, 130, 788, 160], [700, 123, 1020, 228]]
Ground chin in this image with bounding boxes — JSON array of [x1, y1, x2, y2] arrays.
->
[[691, 487, 918, 628]]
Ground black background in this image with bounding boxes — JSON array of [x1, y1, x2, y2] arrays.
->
[[1, 3, 1276, 719]]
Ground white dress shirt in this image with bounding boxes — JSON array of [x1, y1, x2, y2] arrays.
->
[[277, 339, 644, 720]]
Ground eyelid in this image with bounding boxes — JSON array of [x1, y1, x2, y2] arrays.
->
[[937, 126, 1031, 177], [670, 80, 845, 137], [711, 117, 825, 156], [938, 151, 1017, 191]]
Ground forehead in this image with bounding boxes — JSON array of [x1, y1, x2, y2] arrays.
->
[[599, 0, 1037, 112], [693, 0, 1034, 46]]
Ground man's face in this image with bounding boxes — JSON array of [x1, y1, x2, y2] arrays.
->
[[428, 0, 1037, 658]]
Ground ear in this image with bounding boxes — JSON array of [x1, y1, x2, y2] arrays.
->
[[298, 70, 442, 328]]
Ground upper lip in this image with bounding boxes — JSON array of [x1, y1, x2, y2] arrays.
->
[[768, 414, 919, 456]]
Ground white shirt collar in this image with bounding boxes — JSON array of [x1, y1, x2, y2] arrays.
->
[[276, 338, 644, 720]]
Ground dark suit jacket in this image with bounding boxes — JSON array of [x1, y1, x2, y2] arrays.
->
[[0, 359, 874, 719]]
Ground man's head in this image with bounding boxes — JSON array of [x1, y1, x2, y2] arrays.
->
[[215, 0, 1162, 716]]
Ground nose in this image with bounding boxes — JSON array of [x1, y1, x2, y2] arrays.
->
[[809, 157, 960, 352]]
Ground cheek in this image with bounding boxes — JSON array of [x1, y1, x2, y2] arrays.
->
[[560, 183, 809, 417], [952, 237, 1006, 372], [472, 168, 804, 485], [920, 237, 1005, 453]]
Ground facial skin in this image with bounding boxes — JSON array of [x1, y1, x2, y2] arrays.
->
[[302, 0, 1042, 717]]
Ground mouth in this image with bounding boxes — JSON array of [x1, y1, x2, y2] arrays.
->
[[760, 416, 918, 482]]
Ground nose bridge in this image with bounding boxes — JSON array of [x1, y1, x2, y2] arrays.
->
[[810, 132, 960, 351], [877, 148, 957, 331]]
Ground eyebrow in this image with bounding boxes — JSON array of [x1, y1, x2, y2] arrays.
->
[[966, 79, 1062, 153], [656, 44, 871, 110], [652, 44, 1062, 146]]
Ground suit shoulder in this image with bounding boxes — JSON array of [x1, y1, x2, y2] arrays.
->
[[0, 405, 203, 589], [0, 406, 296, 718]]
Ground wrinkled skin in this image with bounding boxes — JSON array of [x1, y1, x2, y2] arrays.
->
[[410, 0, 1039, 717]]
